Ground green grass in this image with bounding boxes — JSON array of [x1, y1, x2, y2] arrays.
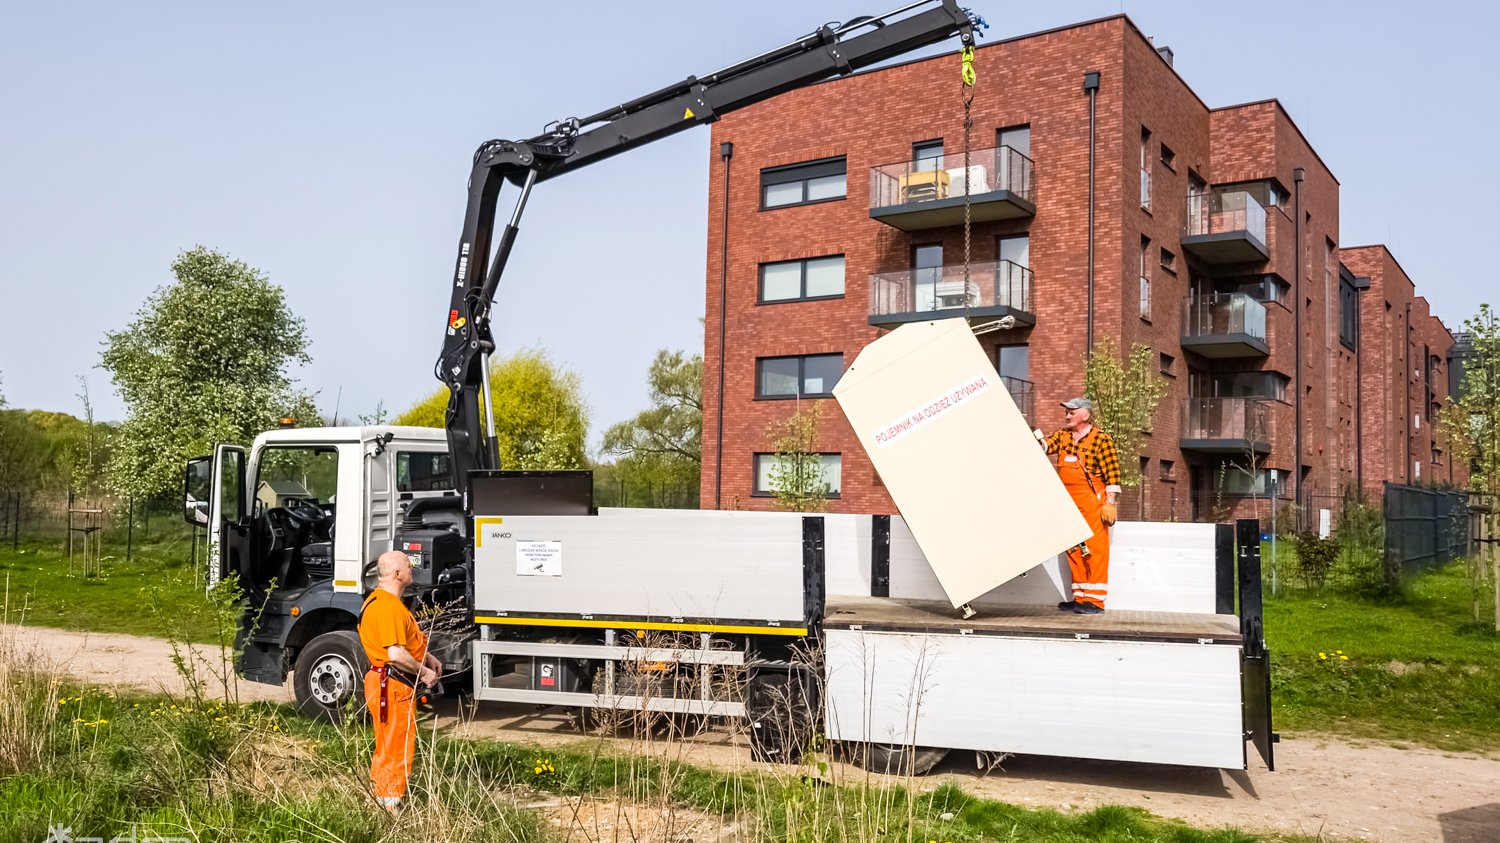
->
[[3, 679, 1307, 843], [0, 520, 220, 643], [1265, 561, 1500, 753]]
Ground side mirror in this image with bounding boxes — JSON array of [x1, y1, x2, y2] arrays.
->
[[184, 456, 212, 526]]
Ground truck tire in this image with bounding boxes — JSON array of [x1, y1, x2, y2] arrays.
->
[[851, 743, 949, 776], [745, 669, 814, 764], [294, 630, 369, 723]]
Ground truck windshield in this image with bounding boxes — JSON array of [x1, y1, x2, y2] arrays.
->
[[256, 447, 339, 510], [397, 452, 453, 493]]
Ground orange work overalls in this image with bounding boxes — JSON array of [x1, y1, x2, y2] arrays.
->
[[360, 590, 426, 804], [1058, 433, 1110, 608]]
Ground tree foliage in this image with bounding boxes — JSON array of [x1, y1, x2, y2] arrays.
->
[[394, 348, 588, 470], [599, 350, 702, 508], [100, 247, 315, 500], [765, 404, 829, 512], [1442, 303, 1500, 628], [1083, 339, 1168, 488]]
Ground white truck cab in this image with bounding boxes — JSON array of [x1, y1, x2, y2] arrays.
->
[[184, 425, 463, 719]]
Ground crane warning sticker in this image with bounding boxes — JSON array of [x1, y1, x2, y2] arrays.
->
[[516, 541, 562, 576], [871, 373, 994, 449]]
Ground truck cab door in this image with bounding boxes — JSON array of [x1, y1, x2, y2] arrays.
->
[[184, 444, 246, 589]]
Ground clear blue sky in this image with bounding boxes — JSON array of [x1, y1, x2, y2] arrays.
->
[[1, 1, 1491, 446]]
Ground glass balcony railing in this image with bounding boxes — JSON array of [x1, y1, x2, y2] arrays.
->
[[869, 260, 1032, 319], [869, 145, 1033, 211], [1182, 398, 1270, 445], [1183, 293, 1268, 341], [1003, 376, 1036, 427], [1186, 190, 1267, 242]]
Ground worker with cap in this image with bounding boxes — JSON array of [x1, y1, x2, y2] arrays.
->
[[359, 549, 443, 812], [1039, 397, 1121, 614]]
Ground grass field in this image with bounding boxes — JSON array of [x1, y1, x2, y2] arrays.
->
[[0, 517, 220, 643], [0, 673, 1296, 843], [1265, 562, 1500, 753]]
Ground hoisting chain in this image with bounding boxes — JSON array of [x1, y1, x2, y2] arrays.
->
[[960, 46, 976, 321]]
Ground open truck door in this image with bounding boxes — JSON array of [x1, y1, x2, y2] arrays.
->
[[183, 444, 246, 589]]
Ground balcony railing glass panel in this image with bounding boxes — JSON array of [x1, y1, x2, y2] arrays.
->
[[1185, 190, 1267, 242], [869, 145, 1033, 211], [869, 260, 1032, 318], [1183, 293, 1268, 340]]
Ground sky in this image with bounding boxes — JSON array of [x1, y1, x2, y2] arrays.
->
[[1, 1, 1493, 449]]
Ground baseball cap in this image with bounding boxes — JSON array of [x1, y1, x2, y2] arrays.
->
[[1060, 397, 1093, 411]]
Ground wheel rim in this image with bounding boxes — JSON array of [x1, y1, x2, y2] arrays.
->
[[308, 653, 356, 706]]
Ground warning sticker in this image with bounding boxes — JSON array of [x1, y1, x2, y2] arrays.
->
[[871, 373, 994, 449], [516, 540, 562, 577]]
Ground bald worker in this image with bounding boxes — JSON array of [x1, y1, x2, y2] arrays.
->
[[359, 550, 443, 813]]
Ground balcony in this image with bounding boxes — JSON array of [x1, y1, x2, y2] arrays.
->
[[1003, 376, 1036, 427], [1181, 398, 1270, 455], [1182, 191, 1269, 264], [869, 260, 1035, 329], [1181, 293, 1270, 358], [868, 145, 1035, 231]]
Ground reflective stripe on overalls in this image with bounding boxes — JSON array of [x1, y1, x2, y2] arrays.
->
[[1058, 433, 1110, 608]]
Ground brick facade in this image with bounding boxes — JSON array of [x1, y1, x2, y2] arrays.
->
[[700, 15, 1460, 520]]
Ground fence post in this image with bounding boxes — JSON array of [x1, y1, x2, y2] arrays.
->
[[126, 497, 134, 563]]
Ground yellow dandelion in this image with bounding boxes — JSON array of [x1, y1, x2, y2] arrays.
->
[[1336, 650, 1343, 655], [1318, 653, 1327, 659], [58, 699, 67, 706], [1339, 655, 1349, 661]]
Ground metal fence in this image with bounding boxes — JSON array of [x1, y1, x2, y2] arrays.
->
[[1383, 482, 1470, 580]]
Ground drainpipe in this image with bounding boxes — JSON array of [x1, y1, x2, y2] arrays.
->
[[1292, 167, 1305, 514], [714, 141, 733, 509], [1354, 275, 1371, 495], [1405, 300, 1413, 484], [1083, 71, 1100, 352]]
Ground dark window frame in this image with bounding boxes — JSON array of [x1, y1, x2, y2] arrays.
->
[[1338, 276, 1359, 351], [757, 255, 846, 304], [759, 156, 847, 210], [751, 452, 842, 498], [754, 353, 844, 400]]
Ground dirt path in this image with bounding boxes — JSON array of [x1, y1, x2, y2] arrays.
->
[[17, 624, 1500, 843]]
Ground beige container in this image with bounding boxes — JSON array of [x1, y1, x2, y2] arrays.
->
[[833, 319, 1091, 607]]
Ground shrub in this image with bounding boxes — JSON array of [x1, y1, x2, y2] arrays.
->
[[1291, 532, 1339, 590]]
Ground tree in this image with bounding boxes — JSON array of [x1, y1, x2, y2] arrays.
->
[[395, 348, 588, 470], [1083, 339, 1168, 488], [1443, 303, 1500, 629], [600, 350, 703, 508], [100, 247, 316, 500], [765, 404, 829, 512]]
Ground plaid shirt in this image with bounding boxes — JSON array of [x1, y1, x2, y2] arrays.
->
[[1044, 426, 1123, 492]]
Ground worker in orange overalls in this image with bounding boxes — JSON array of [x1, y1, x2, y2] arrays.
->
[[359, 550, 443, 813], [1041, 397, 1122, 614]]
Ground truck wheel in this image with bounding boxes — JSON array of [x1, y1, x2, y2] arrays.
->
[[852, 743, 949, 776], [294, 630, 368, 723], [745, 669, 814, 764]]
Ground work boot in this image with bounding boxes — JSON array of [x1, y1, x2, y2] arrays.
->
[[1072, 602, 1104, 615], [1057, 600, 1078, 611]]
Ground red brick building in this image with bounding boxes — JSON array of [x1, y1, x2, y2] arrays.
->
[[699, 14, 1460, 520]]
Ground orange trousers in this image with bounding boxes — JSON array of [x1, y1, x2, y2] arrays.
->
[[365, 669, 417, 801], [1059, 457, 1110, 608]]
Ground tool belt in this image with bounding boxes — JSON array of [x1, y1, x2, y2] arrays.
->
[[368, 664, 419, 724]]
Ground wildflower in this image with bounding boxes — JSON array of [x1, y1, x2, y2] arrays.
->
[[1339, 655, 1349, 661], [1318, 653, 1327, 660], [1336, 650, 1344, 655], [58, 699, 67, 706]]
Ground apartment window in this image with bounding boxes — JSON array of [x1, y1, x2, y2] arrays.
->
[[1338, 274, 1359, 350], [1139, 128, 1152, 210], [1159, 352, 1175, 377], [756, 354, 843, 399], [759, 256, 845, 303], [1160, 247, 1177, 274], [760, 157, 846, 209], [1160, 142, 1176, 170], [912, 139, 944, 172], [1159, 459, 1176, 482], [753, 453, 841, 497], [997, 125, 1031, 158], [1139, 236, 1152, 320]]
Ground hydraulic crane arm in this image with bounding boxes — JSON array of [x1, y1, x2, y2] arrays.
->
[[438, 0, 981, 483]]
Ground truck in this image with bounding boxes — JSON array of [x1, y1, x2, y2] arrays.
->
[[183, 0, 1275, 774]]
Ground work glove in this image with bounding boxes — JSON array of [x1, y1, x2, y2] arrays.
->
[[1100, 503, 1118, 526]]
